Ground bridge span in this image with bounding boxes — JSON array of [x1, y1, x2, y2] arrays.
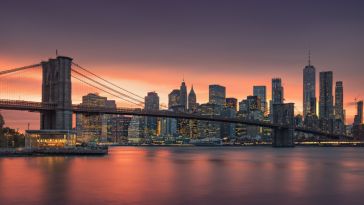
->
[[0, 99, 347, 140], [0, 56, 351, 147]]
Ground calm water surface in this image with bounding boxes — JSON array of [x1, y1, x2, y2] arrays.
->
[[0, 147, 364, 205]]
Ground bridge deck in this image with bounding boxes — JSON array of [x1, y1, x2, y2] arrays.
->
[[0, 99, 349, 138]]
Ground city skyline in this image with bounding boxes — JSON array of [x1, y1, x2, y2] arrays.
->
[[1, 0, 364, 130]]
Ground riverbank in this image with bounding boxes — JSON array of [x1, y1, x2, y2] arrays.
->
[[0, 146, 108, 157]]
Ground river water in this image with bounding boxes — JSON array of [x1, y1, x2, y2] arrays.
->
[[0, 146, 363, 205]]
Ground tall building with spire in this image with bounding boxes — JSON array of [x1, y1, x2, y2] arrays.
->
[[179, 80, 187, 111], [188, 85, 197, 111], [303, 51, 316, 117]]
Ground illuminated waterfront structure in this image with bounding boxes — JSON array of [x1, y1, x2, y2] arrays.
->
[[144, 92, 160, 136], [128, 116, 145, 143], [197, 103, 223, 139], [160, 116, 178, 137], [107, 116, 131, 143], [238, 96, 264, 139], [76, 93, 116, 143]]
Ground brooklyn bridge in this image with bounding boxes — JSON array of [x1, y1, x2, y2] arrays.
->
[[0, 56, 350, 147]]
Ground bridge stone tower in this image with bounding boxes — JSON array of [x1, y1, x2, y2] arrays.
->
[[272, 103, 295, 147], [40, 56, 73, 130]]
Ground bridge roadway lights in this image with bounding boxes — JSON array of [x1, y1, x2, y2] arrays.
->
[[272, 127, 294, 147]]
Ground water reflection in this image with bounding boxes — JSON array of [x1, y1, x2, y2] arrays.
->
[[0, 147, 364, 205]]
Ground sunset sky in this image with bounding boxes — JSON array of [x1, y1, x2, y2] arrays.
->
[[0, 0, 363, 130]]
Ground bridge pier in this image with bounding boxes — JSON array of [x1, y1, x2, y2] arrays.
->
[[272, 127, 294, 147], [40, 56, 73, 130], [272, 103, 295, 147]]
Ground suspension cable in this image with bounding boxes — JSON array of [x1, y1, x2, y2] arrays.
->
[[0, 63, 41, 76], [72, 68, 145, 104], [72, 74, 143, 107], [72, 62, 144, 100]]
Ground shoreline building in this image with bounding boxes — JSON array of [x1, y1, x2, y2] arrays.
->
[[144, 92, 160, 136], [76, 93, 116, 143], [222, 98, 238, 139]]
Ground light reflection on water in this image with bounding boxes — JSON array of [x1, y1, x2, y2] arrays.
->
[[0, 147, 363, 205]]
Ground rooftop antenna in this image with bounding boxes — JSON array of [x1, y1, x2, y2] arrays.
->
[[308, 49, 311, 66], [56, 49, 58, 57]]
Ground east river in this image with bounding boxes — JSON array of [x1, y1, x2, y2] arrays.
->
[[0, 146, 363, 205]]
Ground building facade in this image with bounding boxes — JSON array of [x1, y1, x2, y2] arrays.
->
[[319, 71, 334, 132], [253, 86, 267, 115], [188, 86, 198, 111], [76, 93, 116, 143], [144, 92, 160, 136], [209, 84, 226, 106], [303, 61, 316, 117]]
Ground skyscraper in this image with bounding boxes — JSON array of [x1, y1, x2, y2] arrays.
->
[[354, 101, 363, 125], [270, 78, 284, 117], [303, 53, 316, 117], [76, 93, 116, 142], [253, 85, 267, 115], [179, 80, 187, 111], [319, 71, 334, 132], [188, 85, 197, 111], [145, 92, 159, 111], [272, 78, 284, 104], [168, 89, 180, 110], [209, 84, 226, 106], [144, 92, 159, 135], [334, 81, 344, 123], [319, 71, 334, 119]]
